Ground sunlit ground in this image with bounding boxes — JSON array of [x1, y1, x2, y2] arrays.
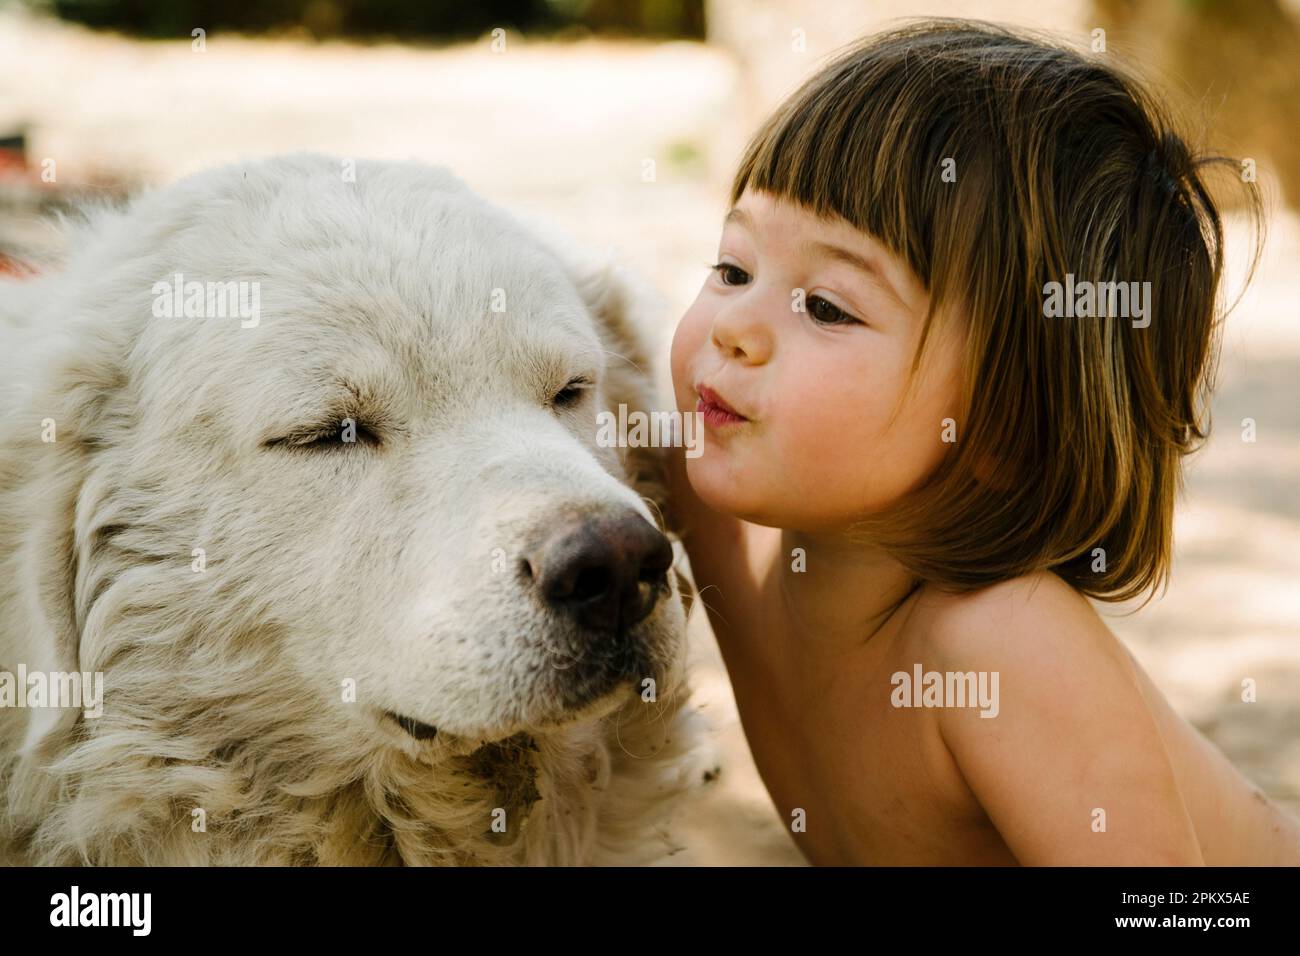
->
[[3, 9, 1296, 865]]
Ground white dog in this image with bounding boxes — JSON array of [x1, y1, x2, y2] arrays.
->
[[0, 155, 703, 865]]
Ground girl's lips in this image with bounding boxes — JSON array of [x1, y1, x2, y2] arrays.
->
[[696, 384, 749, 427]]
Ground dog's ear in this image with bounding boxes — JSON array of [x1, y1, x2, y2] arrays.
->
[[565, 255, 676, 519], [564, 257, 700, 611], [0, 312, 129, 755], [520, 218, 701, 617], [518, 213, 688, 542]]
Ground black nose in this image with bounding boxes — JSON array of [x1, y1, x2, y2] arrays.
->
[[533, 511, 673, 634]]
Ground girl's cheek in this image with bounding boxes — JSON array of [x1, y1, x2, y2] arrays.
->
[[670, 298, 709, 401], [669, 318, 690, 396]]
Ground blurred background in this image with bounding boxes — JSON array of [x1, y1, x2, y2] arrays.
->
[[1, 0, 1297, 865]]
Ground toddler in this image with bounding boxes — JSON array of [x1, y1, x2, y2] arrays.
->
[[667, 19, 1300, 865]]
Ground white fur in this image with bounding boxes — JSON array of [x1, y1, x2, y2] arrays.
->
[[0, 154, 703, 865]]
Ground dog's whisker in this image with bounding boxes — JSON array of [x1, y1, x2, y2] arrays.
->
[[689, 584, 729, 629], [638, 494, 668, 534], [573, 345, 645, 375]]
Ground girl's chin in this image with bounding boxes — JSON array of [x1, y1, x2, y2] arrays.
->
[[691, 481, 790, 528], [688, 462, 858, 530], [688, 460, 756, 514]]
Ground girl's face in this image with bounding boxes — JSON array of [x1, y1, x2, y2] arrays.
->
[[671, 188, 965, 533]]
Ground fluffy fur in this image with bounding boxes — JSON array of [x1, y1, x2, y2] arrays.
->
[[0, 155, 704, 865]]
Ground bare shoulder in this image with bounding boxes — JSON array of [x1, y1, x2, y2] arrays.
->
[[898, 572, 1300, 864], [914, 570, 1146, 753], [904, 571, 1205, 864], [920, 572, 1112, 647], [913, 570, 1127, 673]]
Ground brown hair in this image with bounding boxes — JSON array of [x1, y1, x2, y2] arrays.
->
[[730, 18, 1264, 604]]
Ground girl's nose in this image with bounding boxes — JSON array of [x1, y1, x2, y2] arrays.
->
[[709, 292, 773, 365]]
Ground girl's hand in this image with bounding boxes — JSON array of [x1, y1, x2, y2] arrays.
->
[[664, 441, 778, 654]]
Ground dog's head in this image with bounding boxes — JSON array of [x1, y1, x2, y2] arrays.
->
[[5, 155, 687, 761]]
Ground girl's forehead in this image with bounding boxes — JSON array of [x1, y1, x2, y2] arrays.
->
[[729, 187, 829, 225], [729, 187, 893, 253]]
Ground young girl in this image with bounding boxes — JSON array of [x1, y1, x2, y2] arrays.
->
[[667, 19, 1300, 865]]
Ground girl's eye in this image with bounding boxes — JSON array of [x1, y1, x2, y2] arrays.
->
[[710, 262, 751, 286], [807, 295, 862, 326]]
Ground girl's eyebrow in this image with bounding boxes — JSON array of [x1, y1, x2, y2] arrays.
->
[[722, 207, 752, 230], [807, 240, 907, 310]]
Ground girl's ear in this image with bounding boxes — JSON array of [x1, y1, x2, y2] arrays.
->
[[1, 318, 129, 756]]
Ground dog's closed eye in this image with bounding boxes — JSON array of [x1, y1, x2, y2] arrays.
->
[[263, 419, 382, 450], [550, 376, 594, 410]]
